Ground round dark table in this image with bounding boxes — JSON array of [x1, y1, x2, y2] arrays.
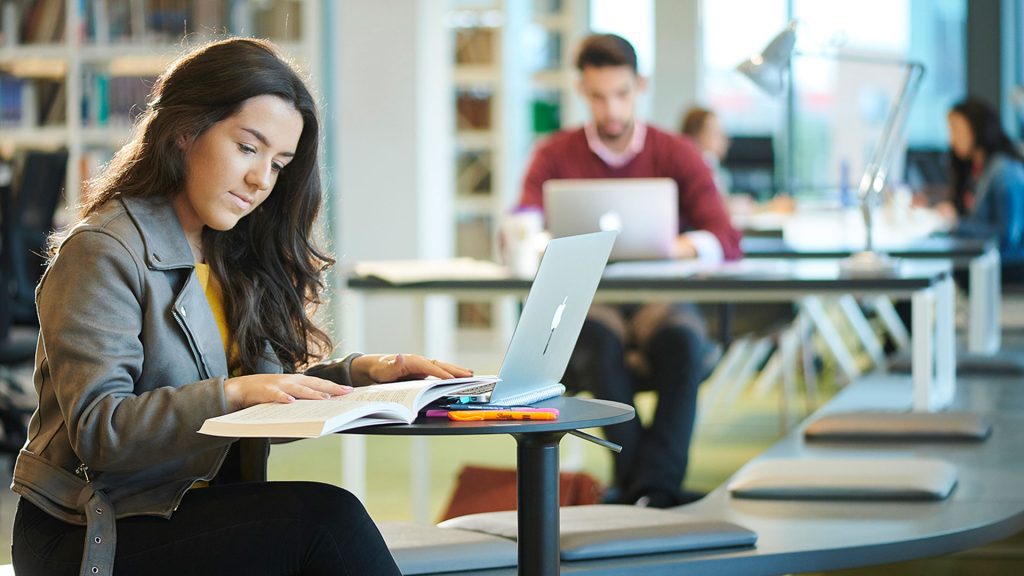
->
[[352, 396, 634, 576]]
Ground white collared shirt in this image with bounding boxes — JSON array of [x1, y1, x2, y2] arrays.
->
[[584, 121, 648, 168]]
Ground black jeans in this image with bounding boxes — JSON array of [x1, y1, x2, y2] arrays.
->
[[567, 304, 706, 504], [12, 481, 401, 576]]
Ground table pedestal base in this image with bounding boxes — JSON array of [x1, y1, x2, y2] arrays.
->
[[515, 431, 567, 576]]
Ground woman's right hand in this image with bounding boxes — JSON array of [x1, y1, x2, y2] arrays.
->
[[223, 374, 353, 411]]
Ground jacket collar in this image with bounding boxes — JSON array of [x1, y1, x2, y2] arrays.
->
[[120, 195, 196, 270]]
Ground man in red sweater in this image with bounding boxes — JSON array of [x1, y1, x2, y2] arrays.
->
[[519, 34, 742, 508]]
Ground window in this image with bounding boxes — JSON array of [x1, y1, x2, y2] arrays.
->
[[701, 0, 966, 198], [590, 0, 655, 116]]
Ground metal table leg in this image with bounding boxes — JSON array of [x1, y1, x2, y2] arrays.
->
[[514, 431, 566, 576], [968, 247, 1001, 354]]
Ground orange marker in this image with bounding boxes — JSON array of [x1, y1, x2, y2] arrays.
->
[[448, 410, 557, 421]]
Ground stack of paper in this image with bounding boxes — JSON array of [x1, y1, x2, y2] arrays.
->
[[602, 260, 710, 279], [353, 258, 511, 284]]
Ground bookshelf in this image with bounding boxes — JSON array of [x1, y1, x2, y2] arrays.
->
[[0, 0, 320, 212], [447, 0, 585, 358], [527, 0, 587, 137]]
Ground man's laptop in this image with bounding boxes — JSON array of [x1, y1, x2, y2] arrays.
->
[[448, 230, 616, 406], [543, 178, 678, 261]]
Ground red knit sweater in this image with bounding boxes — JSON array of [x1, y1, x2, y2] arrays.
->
[[519, 125, 742, 260]]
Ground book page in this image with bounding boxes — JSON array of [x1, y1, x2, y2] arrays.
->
[[343, 376, 499, 412], [343, 380, 431, 407], [199, 399, 402, 438], [220, 399, 380, 423], [198, 376, 498, 438]]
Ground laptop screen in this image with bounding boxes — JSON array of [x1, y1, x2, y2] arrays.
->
[[543, 178, 678, 261]]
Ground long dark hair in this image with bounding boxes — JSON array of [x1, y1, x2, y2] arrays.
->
[[77, 37, 333, 374], [949, 97, 1024, 214]]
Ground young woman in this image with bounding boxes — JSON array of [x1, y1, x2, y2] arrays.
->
[[943, 97, 1024, 277], [11, 37, 470, 576]]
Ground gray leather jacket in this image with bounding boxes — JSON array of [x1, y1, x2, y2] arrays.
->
[[11, 195, 356, 576]]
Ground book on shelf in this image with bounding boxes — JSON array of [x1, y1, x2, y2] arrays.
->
[[80, 69, 154, 127], [456, 150, 492, 196], [254, 0, 303, 41], [455, 27, 494, 65], [0, 76, 66, 128], [198, 376, 498, 438], [20, 0, 65, 44], [456, 89, 492, 130]]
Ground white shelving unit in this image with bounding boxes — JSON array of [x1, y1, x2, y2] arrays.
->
[[446, 0, 586, 365], [527, 0, 588, 138], [0, 0, 320, 209]]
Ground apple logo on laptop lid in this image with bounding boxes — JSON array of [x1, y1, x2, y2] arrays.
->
[[542, 296, 567, 355], [599, 210, 623, 233]]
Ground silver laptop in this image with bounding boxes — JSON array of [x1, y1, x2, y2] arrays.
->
[[450, 230, 616, 406], [543, 178, 678, 261]]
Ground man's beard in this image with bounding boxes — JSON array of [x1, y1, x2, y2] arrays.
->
[[597, 118, 634, 143]]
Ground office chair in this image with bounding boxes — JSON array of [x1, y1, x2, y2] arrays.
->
[[0, 151, 64, 462], [0, 292, 33, 459], [1, 150, 68, 326], [904, 146, 950, 205], [722, 135, 776, 201], [0, 254, 34, 462]]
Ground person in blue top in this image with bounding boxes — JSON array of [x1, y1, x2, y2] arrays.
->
[[940, 97, 1024, 281]]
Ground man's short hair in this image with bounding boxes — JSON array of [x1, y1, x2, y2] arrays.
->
[[575, 33, 638, 73]]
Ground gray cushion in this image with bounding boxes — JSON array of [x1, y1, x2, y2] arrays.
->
[[727, 457, 958, 501], [438, 504, 757, 561], [379, 521, 517, 574], [804, 411, 992, 442]]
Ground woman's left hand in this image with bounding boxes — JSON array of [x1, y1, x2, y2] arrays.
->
[[350, 353, 474, 386]]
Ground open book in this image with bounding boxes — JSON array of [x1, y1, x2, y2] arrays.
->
[[198, 376, 497, 438]]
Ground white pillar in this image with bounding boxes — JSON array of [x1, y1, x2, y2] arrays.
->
[[651, 0, 702, 130], [329, 0, 455, 519], [332, 0, 455, 354]]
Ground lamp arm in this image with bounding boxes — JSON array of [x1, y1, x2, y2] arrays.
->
[[795, 50, 922, 69], [855, 61, 925, 252]]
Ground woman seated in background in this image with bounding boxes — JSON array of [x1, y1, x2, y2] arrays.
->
[[11, 37, 471, 576], [942, 97, 1024, 282]]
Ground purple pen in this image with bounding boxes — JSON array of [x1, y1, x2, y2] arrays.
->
[[424, 407, 559, 418]]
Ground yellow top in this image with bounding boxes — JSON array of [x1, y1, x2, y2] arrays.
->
[[194, 262, 231, 354], [193, 262, 230, 490]]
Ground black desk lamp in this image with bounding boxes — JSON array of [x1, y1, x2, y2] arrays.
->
[[738, 21, 926, 275]]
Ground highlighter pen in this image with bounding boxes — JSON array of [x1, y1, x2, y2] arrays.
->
[[447, 410, 558, 421]]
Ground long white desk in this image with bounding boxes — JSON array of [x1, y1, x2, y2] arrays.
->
[[341, 258, 957, 515], [742, 235, 1001, 355], [346, 258, 956, 410]]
